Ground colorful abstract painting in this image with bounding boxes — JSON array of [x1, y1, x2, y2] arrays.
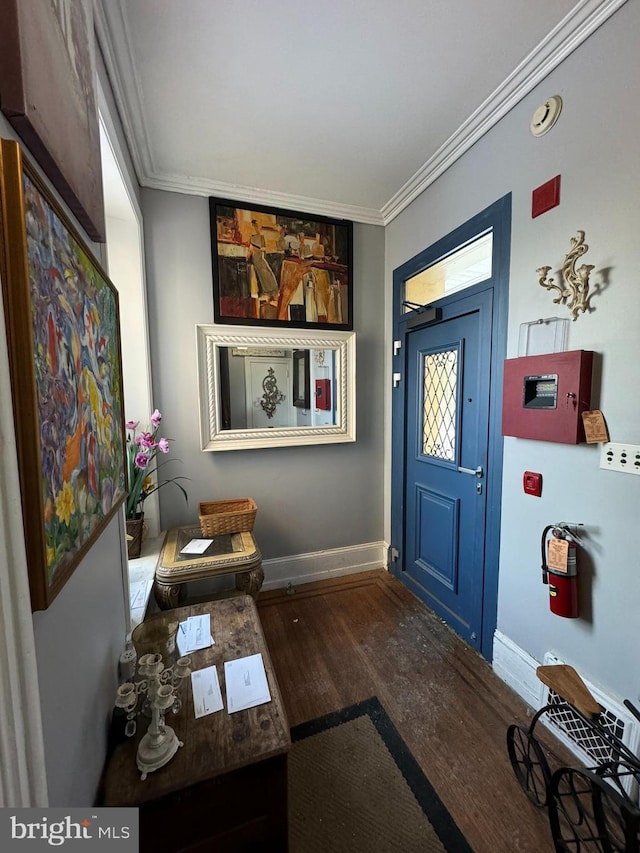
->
[[210, 198, 353, 330], [0, 139, 125, 609]]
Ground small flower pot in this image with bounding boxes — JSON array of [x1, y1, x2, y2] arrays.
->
[[126, 514, 144, 559]]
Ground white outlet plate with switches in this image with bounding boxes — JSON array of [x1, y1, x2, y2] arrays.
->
[[599, 442, 640, 475]]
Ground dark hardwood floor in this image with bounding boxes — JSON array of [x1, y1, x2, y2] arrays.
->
[[258, 569, 557, 853]]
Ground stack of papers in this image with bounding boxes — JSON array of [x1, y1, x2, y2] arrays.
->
[[129, 579, 152, 610], [180, 538, 213, 555], [224, 653, 271, 714], [191, 666, 224, 718], [187, 654, 272, 718], [177, 614, 215, 656]]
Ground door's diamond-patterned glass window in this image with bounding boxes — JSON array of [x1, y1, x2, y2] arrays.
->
[[423, 349, 457, 460]]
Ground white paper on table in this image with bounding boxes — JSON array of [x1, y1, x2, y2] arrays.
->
[[180, 538, 213, 555], [177, 614, 215, 656], [129, 579, 152, 610], [224, 653, 271, 714], [191, 665, 224, 718]]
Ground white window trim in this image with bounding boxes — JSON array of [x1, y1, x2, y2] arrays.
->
[[0, 285, 48, 807]]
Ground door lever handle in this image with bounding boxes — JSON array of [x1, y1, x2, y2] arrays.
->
[[458, 465, 484, 478]]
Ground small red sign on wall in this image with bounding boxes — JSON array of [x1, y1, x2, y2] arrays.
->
[[532, 175, 561, 218]]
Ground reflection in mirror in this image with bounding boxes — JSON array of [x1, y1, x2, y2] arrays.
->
[[197, 325, 356, 450], [220, 346, 337, 430]]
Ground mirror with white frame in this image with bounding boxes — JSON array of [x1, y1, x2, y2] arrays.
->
[[196, 325, 356, 450]]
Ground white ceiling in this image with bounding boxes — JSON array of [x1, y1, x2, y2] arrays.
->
[[95, 0, 624, 225]]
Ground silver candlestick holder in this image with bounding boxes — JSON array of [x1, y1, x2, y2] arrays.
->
[[115, 652, 191, 780]]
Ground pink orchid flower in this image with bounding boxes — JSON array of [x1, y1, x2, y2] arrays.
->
[[138, 432, 156, 449], [134, 451, 150, 470], [125, 408, 187, 521]]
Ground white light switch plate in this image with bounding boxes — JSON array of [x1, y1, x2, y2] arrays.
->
[[599, 442, 640, 475]]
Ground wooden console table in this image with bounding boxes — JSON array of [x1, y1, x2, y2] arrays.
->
[[154, 525, 264, 610], [99, 596, 290, 852]]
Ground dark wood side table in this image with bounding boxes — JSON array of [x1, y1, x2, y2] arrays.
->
[[154, 525, 264, 610], [99, 596, 290, 853]]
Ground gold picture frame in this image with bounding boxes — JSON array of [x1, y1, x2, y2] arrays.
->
[[0, 139, 126, 610]]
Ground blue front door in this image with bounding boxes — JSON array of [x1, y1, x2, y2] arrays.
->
[[402, 289, 492, 651], [391, 195, 511, 659]]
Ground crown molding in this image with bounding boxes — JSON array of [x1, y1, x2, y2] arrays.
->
[[94, 0, 384, 226], [380, 0, 629, 224], [94, 0, 156, 184], [140, 170, 385, 225], [96, 0, 627, 228]]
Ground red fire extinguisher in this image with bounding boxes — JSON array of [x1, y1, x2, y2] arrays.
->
[[540, 523, 582, 618]]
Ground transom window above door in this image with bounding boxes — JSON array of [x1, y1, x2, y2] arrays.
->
[[403, 231, 493, 310]]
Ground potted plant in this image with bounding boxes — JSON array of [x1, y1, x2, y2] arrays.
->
[[125, 409, 188, 558]]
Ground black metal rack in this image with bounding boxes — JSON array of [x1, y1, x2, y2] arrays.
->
[[507, 664, 640, 852]]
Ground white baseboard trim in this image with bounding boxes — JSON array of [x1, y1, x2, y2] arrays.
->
[[492, 630, 542, 711], [262, 541, 388, 590]]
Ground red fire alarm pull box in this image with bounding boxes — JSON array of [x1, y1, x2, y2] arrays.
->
[[502, 350, 594, 444], [523, 471, 543, 497], [315, 378, 331, 410]]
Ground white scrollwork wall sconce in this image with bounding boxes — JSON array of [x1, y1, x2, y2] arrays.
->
[[537, 231, 596, 321]]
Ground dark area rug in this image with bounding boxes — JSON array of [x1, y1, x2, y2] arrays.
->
[[289, 697, 473, 852]]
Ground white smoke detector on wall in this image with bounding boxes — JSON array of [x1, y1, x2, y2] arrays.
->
[[530, 95, 563, 137]]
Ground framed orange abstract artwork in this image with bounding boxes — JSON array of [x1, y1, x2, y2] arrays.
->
[[210, 197, 353, 330]]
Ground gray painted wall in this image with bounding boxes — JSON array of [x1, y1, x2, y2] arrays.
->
[[31, 517, 126, 805], [385, 0, 640, 702], [142, 189, 386, 560]]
